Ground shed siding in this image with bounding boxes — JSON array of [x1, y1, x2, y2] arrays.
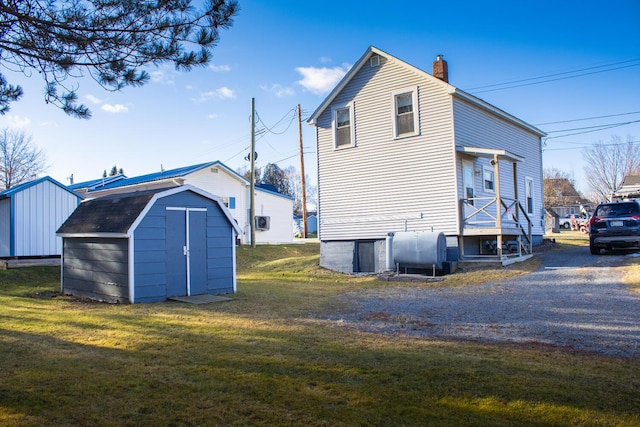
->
[[62, 238, 129, 303], [0, 199, 9, 256], [12, 180, 79, 256], [205, 201, 234, 294], [453, 98, 545, 234], [132, 191, 235, 302], [316, 56, 458, 241]]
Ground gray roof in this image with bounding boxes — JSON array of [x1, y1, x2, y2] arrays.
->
[[56, 188, 169, 234]]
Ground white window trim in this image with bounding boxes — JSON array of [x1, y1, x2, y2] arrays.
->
[[525, 176, 535, 215], [391, 86, 419, 139], [482, 166, 495, 193], [463, 160, 475, 201], [331, 102, 356, 150]]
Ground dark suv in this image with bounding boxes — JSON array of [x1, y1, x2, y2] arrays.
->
[[589, 200, 640, 254]]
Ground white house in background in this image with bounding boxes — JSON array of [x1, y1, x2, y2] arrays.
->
[[69, 161, 294, 244], [308, 46, 546, 273], [0, 176, 83, 257]]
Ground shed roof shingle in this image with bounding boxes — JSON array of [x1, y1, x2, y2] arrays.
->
[[56, 189, 165, 234]]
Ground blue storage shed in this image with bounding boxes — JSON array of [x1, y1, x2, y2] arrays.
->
[[0, 176, 83, 257], [56, 185, 241, 303]]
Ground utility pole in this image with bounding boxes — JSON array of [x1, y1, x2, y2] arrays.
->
[[250, 98, 256, 247], [297, 104, 308, 238]]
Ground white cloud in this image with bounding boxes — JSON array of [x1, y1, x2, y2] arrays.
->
[[319, 56, 332, 64], [192, 86, 236, 102], [207, 113, 219, 120], [209, 64, 231, 72], [295, 64, 351, 95], [261, 83, 295, 98], [149, 65, 175, 85], [5, 115, 30, 128], [85, 94, 103, 104], [101, 104, 129, 113]]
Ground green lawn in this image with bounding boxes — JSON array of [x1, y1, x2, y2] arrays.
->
[[0, 242, 638, 426]]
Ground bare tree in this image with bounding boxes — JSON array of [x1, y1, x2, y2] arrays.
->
[[583, 135, 640, 202], [284, 165, 317, 216], [0, 128, 47, 189], [0, 1, 239, 118]]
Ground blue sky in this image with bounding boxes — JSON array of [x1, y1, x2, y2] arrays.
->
[[1, 0, 639, 194]]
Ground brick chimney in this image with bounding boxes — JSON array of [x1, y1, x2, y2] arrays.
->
[[432, 54, 448, 83]]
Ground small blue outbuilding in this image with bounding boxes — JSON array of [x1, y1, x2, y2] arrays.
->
[[56, 185, 241, 303], [0, 176, 83, 257]]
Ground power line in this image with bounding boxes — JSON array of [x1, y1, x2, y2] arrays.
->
[[465, 59, 640, 94], [535, 111, 640, 126], [255, 108, 296, 135], [545, 119, 640, 139], [544, 138, 639, 152]]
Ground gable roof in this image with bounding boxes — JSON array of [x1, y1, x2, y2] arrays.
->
[[86, 162, 221, 192], [0, 176, 84, 200], [78, 160, 249, 193], [57, 185, 241, 237], [74, 160, 294, 201], [307, 46, 546, 137]]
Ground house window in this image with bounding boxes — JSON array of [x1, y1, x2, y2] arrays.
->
[[392, 87, 419, 138], [229, 197, 236, 209], [332, 104, 355, 149], [483, 167, 495, 192], [463, 162, 475, 205], [525, 177, 534, 214]]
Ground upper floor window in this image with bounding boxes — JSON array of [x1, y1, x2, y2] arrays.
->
[[392, 87, 419, 138], [332, 103, 355, 149]]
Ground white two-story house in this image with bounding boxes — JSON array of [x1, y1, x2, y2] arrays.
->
[[308, 46, 546, 273]]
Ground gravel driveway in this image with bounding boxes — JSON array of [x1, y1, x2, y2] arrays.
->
[[329, 244, 640, 358]]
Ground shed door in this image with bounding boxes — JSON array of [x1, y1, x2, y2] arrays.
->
[[166, 208, 208, 297]]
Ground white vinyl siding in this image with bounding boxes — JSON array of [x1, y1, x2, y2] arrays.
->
[[185, 167, 293, 244], [453, 97, 544, 235], [316, 56, 457, 240]]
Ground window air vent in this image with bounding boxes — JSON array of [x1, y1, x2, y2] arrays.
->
[[211, 167, 218, 173], [370, 55, 380, 67]]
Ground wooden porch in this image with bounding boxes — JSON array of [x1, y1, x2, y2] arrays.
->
[[459, 196, 533, 263]]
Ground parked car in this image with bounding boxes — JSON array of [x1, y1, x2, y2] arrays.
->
[[558, 214, 579, 229], [589, 200, 640, 255]]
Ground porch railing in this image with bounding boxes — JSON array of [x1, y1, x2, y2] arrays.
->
[[460, 196, 533, 257]]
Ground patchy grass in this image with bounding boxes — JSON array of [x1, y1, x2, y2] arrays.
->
[[0, 243, 639, 426]]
